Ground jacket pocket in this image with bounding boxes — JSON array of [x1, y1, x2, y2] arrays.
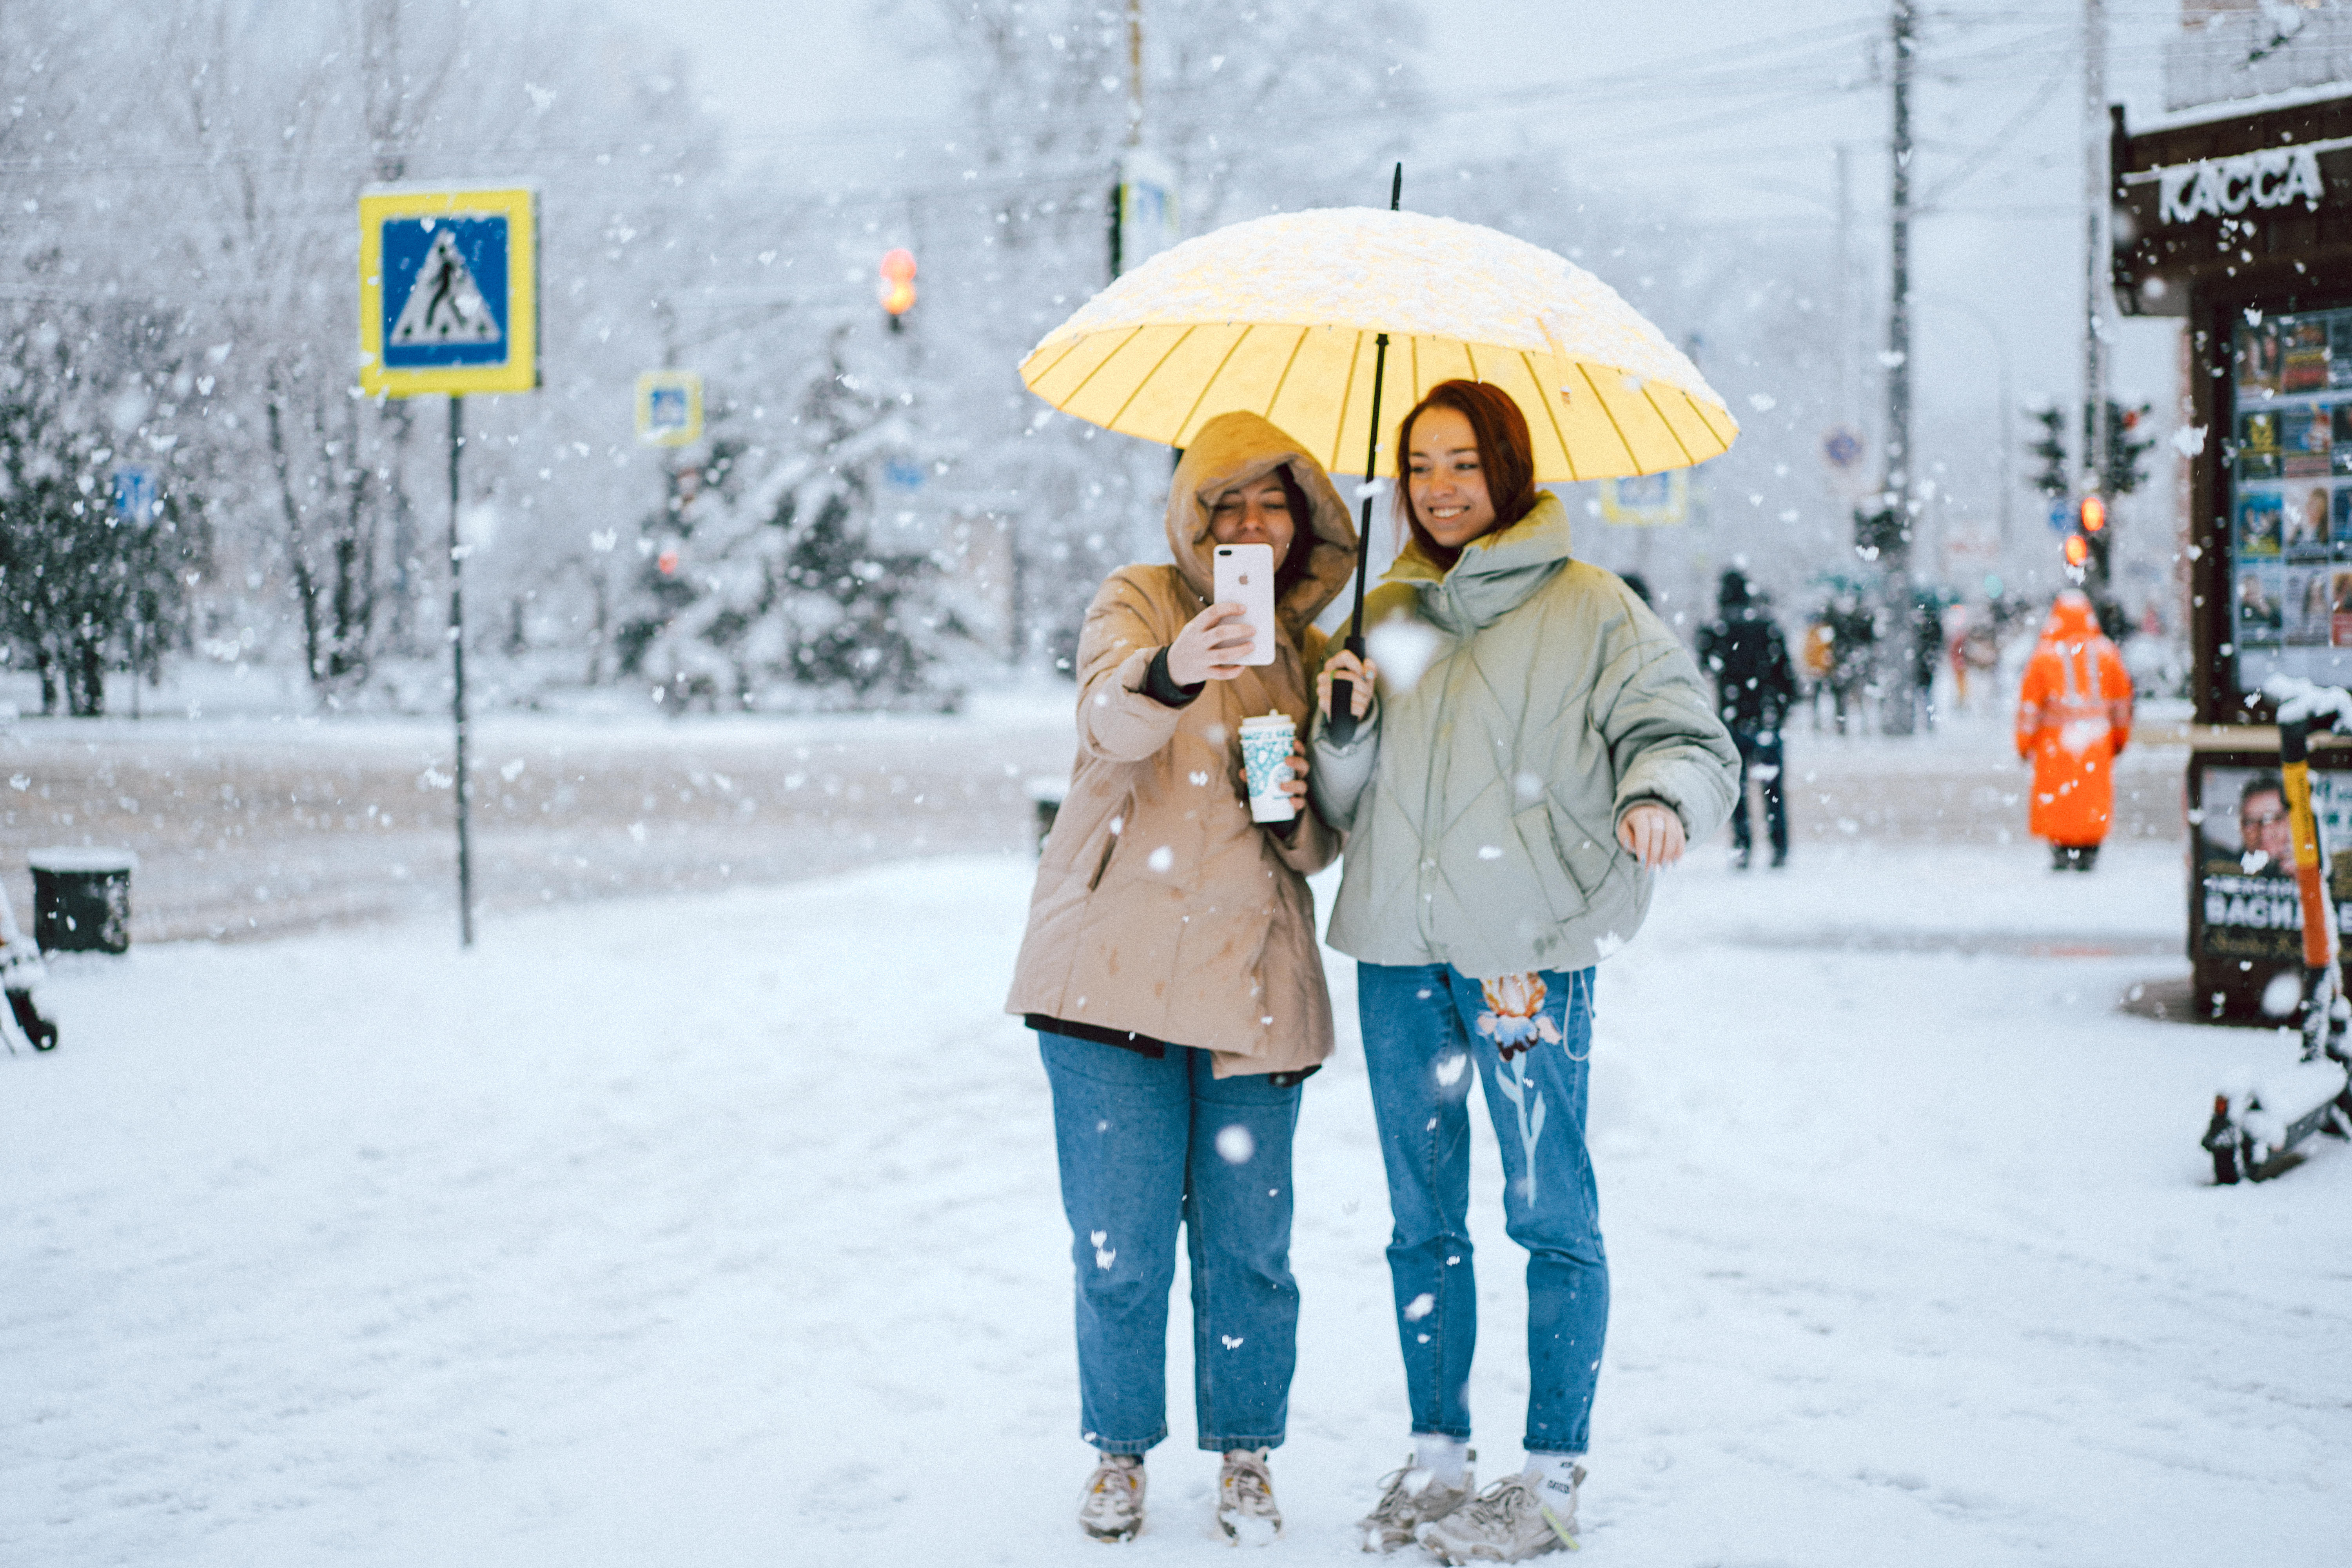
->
[[1086, 793, 1134, 893], [1548, 801, 1622, 899], [1512, 803, 1590, 923]]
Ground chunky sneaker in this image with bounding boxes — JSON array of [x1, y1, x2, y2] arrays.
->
[[1216, 1447, 1282, 1546], [1078, 1453, 1145, 1543], [1417, 1470, 1582, 1563], [1356, 1452, 1476, 1552]]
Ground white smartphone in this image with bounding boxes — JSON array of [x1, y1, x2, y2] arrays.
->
[[1212, 543, 1278, 666]]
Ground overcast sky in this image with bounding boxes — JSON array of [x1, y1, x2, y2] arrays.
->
[[635, 0, 2190, 479]]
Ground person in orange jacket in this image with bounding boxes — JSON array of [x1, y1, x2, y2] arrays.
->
[[2014, 589, 2134, 871]]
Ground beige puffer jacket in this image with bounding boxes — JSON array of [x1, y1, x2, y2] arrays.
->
[[1005, 412, 1358, 1076]]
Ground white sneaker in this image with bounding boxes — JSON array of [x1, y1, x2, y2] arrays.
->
[[1079, 1453, 1146, 1542], [1356, 1451, 1476, 1552], [1417, 1471, 1581, 1563], [1216, 1447, 1283, 1546]]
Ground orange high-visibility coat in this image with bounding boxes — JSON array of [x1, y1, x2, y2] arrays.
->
[[2014, 592, 2134, 847]]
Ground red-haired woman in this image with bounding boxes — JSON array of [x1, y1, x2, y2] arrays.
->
[[1310, 381, 1737, 1561]]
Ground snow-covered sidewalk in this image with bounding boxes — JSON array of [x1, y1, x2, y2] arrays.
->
[[4, 839, 2346, 1565]]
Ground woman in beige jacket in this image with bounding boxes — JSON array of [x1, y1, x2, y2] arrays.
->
[[1006, 410, 1356, 1545]]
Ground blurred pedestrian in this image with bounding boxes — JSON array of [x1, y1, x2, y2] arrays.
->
[[1006, 411, 1358, 1544], [1697, 569, 1798, 868], [1311, 380, 1737, 1561], [1822, 591, 1876, 734], [2014, 588, 2134, 871]]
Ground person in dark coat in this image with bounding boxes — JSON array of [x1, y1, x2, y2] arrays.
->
[[1696, 570, 1799, 868]]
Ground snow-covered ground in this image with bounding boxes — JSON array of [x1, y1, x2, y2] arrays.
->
[[5, 814, 2346, 1564]]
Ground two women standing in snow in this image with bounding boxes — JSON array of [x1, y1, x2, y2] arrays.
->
[[1006, 411, 1359, 1544], [1313, 380, 1737, 1561], [1012, 382, 1737, 1558]]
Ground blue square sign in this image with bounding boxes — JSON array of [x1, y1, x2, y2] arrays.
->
[[379, 214, 512, 370]]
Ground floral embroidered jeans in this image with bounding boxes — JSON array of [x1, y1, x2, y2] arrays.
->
[[1357, 961, 1605, 1456], [1037, 1029, 1304, 1455]]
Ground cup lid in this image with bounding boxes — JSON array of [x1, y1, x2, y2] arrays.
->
[[1240, 712, 1293, 728]]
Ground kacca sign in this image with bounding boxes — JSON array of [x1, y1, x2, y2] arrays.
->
[[2151, 143, 2331, 225]]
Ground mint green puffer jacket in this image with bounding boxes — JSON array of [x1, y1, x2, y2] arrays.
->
[[1311, 492, 1738, 978]]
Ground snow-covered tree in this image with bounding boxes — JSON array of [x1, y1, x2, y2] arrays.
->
[[621, 323, 966, 710], [0, 302, 208, 715]]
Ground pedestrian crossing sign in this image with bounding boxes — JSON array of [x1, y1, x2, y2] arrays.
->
[[635, 370, 704, 446], [359, 184, 538, 397], [1598, 469, 1689, 526]]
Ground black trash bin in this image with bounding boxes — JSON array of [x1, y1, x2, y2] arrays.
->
[[28, 847, 137, 954]]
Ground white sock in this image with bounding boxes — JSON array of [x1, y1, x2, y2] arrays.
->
[[1413, 1434, 1470, 1488], [1523, 1451, 1583, 1510]]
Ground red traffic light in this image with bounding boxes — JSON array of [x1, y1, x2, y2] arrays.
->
[[2078, 494, 2106, 534], [879, 249, 918, 316], [2062, 534, 2090, 570]]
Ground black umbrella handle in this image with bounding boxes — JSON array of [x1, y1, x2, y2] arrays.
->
[[1326, 633, 1368, 748], [1329, 165, 1404, 750]]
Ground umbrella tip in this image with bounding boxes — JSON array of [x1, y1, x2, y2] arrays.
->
[[1390, 163, 1403, 211]]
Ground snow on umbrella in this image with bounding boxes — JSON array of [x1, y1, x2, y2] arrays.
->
[[1018, 205, 1738, 486]]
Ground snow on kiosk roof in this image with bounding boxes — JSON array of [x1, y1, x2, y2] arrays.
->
[[1020, 207, 1737, 485]]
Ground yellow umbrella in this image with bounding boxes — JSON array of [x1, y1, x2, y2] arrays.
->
[[1019, 205, 1738, 485]]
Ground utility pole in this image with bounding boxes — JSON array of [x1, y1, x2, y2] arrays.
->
[[1875, 0, 1920, 736], [1109, 0, 1144, 280], [1835, 143, 1856, 448], [2081, 0, 2112, 586], [1127, 0, 1143, 150]]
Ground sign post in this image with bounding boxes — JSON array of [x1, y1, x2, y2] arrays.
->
[[360, 183, 539, 947]]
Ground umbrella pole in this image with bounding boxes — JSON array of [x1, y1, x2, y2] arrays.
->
[[1326, 162, 1403, 749]]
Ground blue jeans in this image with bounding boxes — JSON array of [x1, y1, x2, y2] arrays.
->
[[1038, 1029, 1303, 1454], [1357, 962, 1605, 1455]]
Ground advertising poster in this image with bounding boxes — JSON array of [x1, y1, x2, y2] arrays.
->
[[2283, 319, 2333, 393], [2237, 566, 2285, 647], [2229, 303, 2352, 687], [2236, 410, 2283, 479], [2288, 565, 2334, 646], [2285, 483, 2331, 551], [2195, 764, 2352, 968], [2236, 320, 2284, 393], [2281, 405, 2333, 475], [2237, 488, 2283, 555]]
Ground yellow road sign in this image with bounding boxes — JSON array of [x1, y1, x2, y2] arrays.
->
[[636, 370, 704, 446], [359, 184, 539, 397]]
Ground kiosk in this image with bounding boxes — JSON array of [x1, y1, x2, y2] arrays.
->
[[2113, 90, 2352, 1018]]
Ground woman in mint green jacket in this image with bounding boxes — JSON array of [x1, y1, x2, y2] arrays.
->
[[1310, 380, 1736, 1563]]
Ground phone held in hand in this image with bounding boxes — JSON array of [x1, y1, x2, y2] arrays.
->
[[1212, 543, 1277, 666]]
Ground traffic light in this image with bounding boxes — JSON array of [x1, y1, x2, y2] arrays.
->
[[878, 248, 917, 331], [2075, 493, 2110, 584]]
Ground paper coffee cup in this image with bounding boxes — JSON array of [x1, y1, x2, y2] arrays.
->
[[1240, 713, 1298, 824]]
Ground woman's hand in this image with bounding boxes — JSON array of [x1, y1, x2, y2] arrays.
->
[[1617, 802, 1685, 869], [1167, 601, 1256, 686], [1275, 737, 1310, 814], [1315, 648, 1380, 722]]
